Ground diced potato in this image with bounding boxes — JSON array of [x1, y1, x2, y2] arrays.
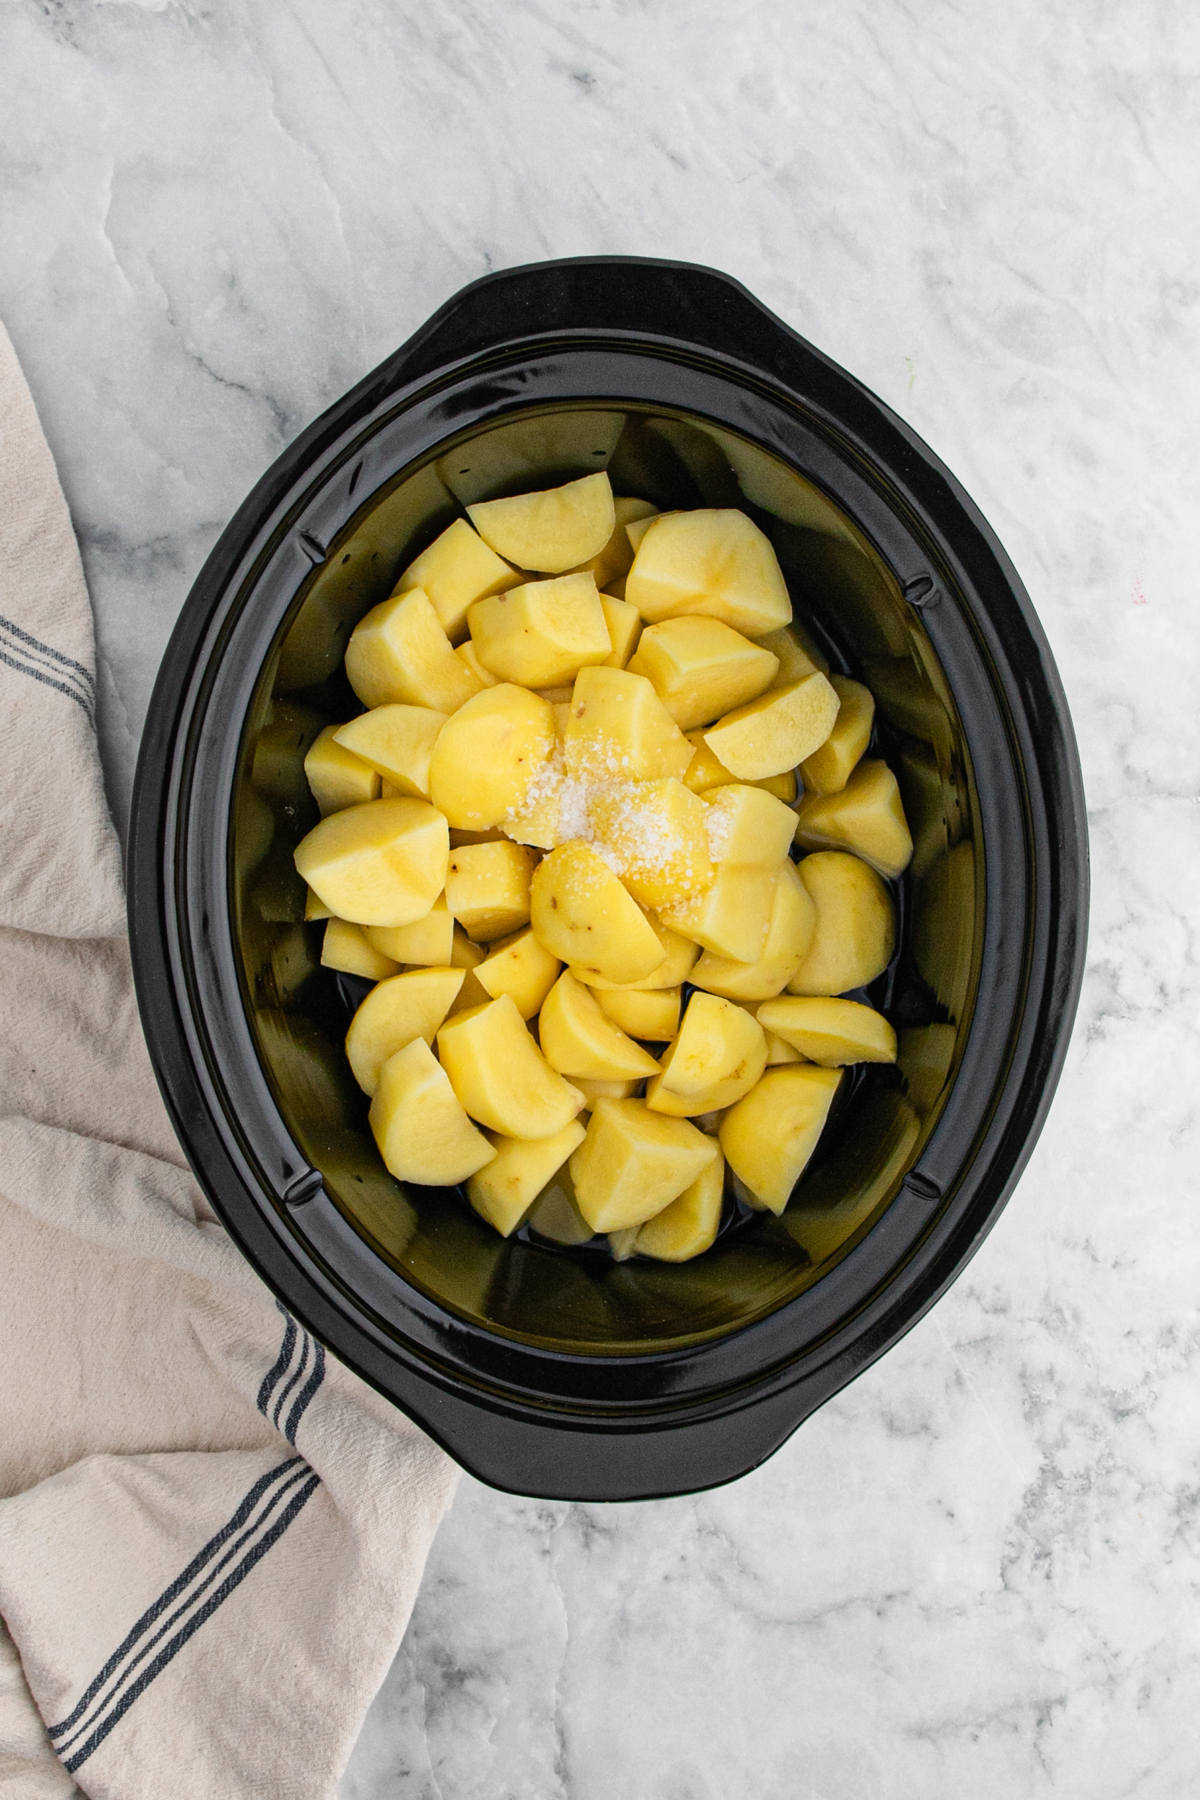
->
[[659, 863, 777, 964], [428, 685, 555, 830], [704, 673, 840, 781], [719, 1065, 842, 1213], [793, 759, 913, 879], [445, 839, 537, 942], [753, 625, 825, 681], [474, 927, 561, 1019], [466, 1119, 588, 1237], [436, 994, 584, 1139], [756, 996, 897, 1065], [681, 729, 737, 794], [345, 966, 466, 1095], [595, 986, 681, 1041], [538, 970, 662, 1080], [562, 666, 692, 783], [647, 992, 767, 1119], [790, 852, 895, 995], [575, 917, 698, 991], [589, 778, 715, 912], [366, 892, 455, 967], [333, 705, 448, 799], [468, 572, 612, 688], [628, 616, 779, 731], [456, 639, 500, 688], [294, 797, 448, 927], [569, 1098, 719, 1232], [799, 676, 875, 795], [625, 511, 667, 555], [304, 725, 380, 815], [345, 588, 483, 713], [765, 1030, 804, 1065], [690, 859, 815, 1000], [625, 509, 792, 636], [530, 842, 667, 983], [600, 594, 642, 668], [628, 1151, 725, 1261], [321, 917, 398, 982], [304, 886, 333, 921], [572, 1076, 643, 1110], [703, 783, 797, 868], [369, 1038, 495, 1185], [574, 497, 660, 590], [396, 516, 520, 640], [447, 926, 491, 1013], [525, 1173, 595, 1243], [467, 472, 615, 574], [756, 770, 797, 802]]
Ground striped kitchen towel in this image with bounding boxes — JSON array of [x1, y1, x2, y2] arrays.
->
[[0, 320, 458, 1800]]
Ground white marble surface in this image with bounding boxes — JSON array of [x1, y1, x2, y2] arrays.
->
[[4, 1, 1199, 1794]]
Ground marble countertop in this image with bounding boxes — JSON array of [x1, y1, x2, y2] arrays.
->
[[3, 1, 1197, 1794]]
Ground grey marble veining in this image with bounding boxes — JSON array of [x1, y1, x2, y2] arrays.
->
[[3, 1, 1198, 1795]]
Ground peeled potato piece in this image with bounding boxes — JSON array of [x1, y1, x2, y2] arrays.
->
[[595, 985, 681, 1042], [345, 588, 483, 714], [575, 917, 698, 991], [756, 996, 897, 1066], [366, 892, 455, 968], [572, 1076, 643, 1110], [719, 1065, 842, 1214], [655, 992, 767, 1096], [538, 970, 662, 1081], [704, 673, 840, 781], [321, 917, 398, 982], [569, 1098, 719, 1232], [428, 685, 555, 830], [397, 516, 520, 640], [345, 966, 465, 1096], [589, 778, 715, 913], [370, 1038, 495, 1186], [625, 509, 792, 637], [573, 496, 660, 590], [790, 852, 895, 995], [682, 732, 798, 802], [624, 1150, 726, 1262], [469, 572, 612, 688], [447, 927, 491, 1013], [456, 640, 499, 688], [294, 798, 448, 928], [793, 759, 913, 879], [690, 859, 815, 1001], [304, 887, 333, 922], [703, 783, 797, 868], [445, 839, 537, 943], [753, 625, 824, 681], [466, 1119, 588, 1237], [531, 842, 666, 984], [474, 927, 561, 1019], [765, 1030, 804, 1065], [468, 472, 616, 574], [436, 995, 583, 1140], [600, 594, 642, 668], [333, 705, 448, 800], [799, 676, 875, 796], [659, 863, 777, 964], [628, 616, 779, 732], [304, 725, 380, 815], [563, 666, 692, 783]]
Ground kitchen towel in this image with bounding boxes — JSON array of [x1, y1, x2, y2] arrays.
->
[[0, 320, 459, 1800]]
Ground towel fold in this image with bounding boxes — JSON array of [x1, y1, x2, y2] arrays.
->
[[0, 321, 458, 1800]]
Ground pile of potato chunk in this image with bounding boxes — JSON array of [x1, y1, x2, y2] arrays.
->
[[293, 472, 914, 1263]]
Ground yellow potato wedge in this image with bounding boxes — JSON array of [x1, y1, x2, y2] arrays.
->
[[445, 839, 537, 943], [756, 996, 897, 1065], [625, 1150, 725, 1261], [428, 685, 555, 830], [589, 777, 715, 912], [530, 841, 667, 984], [370, 1037, 496, 1186], [690, 858, 815, 1000], [753, 624, 825, 681], [702, 783, 797, 868], [345, 588, 483, 713], [365, 892, 455, 968], [793, 759, 913, 879], [574, 916, 698, 991], [345, 965, 466, 1095], [595, 985, 681, 1042], [538, 970, 662, 1081], [569, 1098, 719, 1233], [571, 1076, 644, 1110], [798, 675, 875, 795], [648, 991, 767, 1118], [625, 509, 792, 636], [600, 593, 643, 668], [303, 725, 380, 815], [321, 917, 398, 982], [333, 705, 449, 800], [436, 995, 584, 1139], [294, 797, 448, 927], [469, 572, 612, 688], [396, 516, 520, 640], [446, 927, 491, 1013], [562, 665, 692, 783], [628, 616, 779, 731], [466, 1119, 588, 1237], [304, 886, 333, 921], [659, 863, 777, 964], [455, 639, 499, 688], [719, 1064, 842, 1213], [704, 673, 840, 781], [474, 927, 562, 1019], [790, 852, 895, 995], [468, 472, 615, 574]]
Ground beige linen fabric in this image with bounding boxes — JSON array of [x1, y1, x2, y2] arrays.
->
[[0, 322, 459, 1800]]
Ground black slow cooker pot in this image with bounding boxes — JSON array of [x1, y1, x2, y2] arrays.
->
[[128, 257, 1087, 1501]]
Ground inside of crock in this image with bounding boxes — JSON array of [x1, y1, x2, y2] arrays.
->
[[232, 405, 982, 1353]]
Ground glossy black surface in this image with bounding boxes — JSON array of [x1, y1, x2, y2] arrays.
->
[[128, 257, 1088, 1499]]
